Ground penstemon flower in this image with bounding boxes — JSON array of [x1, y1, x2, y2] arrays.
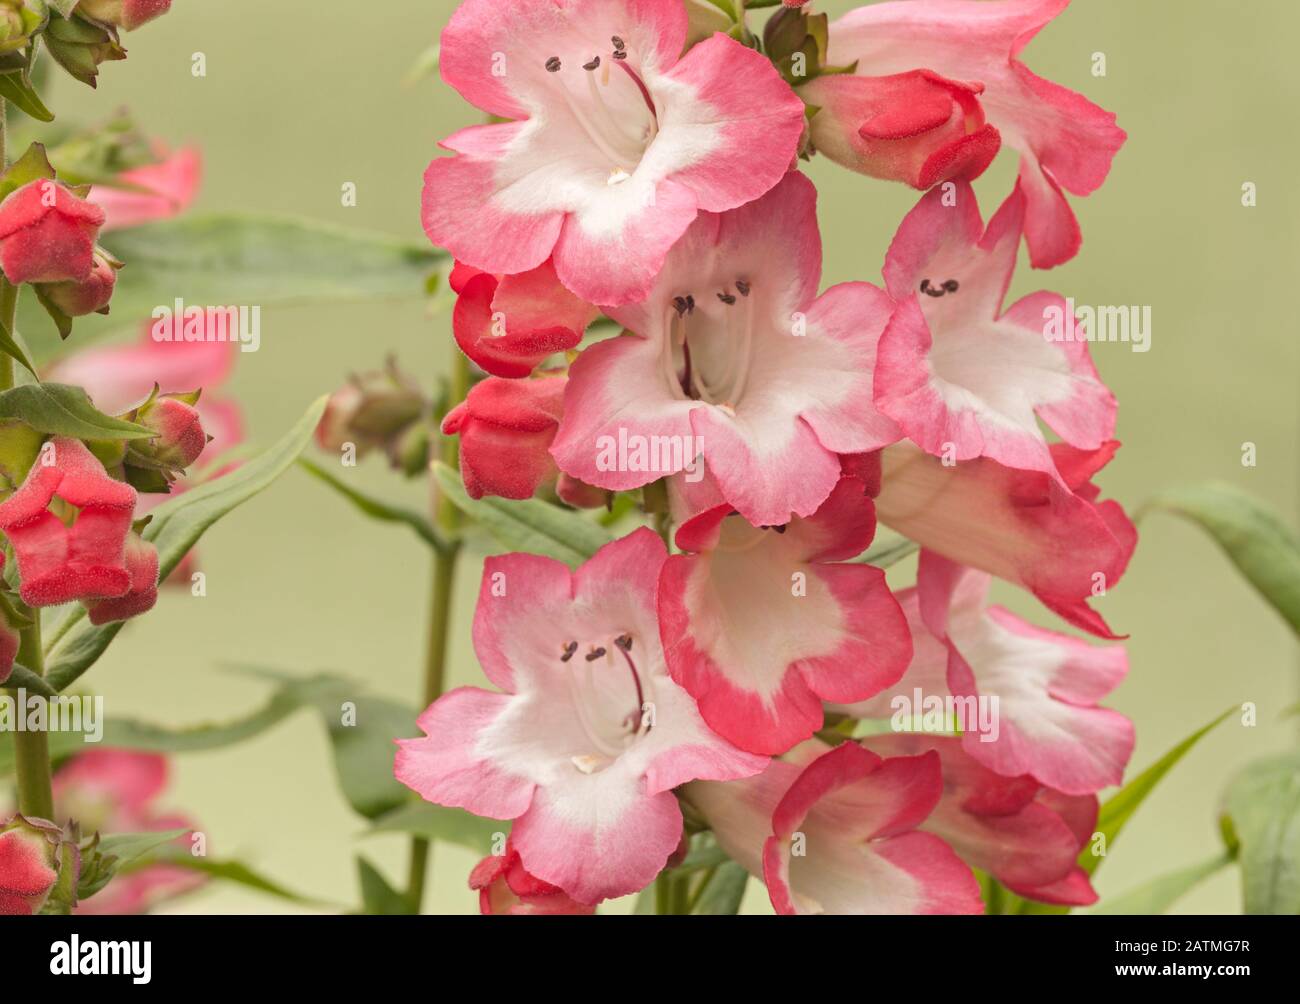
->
[[422, 0, 806, 305], [395, 529, 766, 905], [819, 0, 1126, 268], [552, 172, 901, 526]]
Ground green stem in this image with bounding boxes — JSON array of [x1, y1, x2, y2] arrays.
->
[[403, 349, 470, 912], [10, 616, 54, 820]]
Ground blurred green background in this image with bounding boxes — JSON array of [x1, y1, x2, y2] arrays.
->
[[36, 0, 1299, 914]]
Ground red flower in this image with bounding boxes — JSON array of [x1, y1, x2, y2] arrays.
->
[[441, 375, 566, 501], [83, 533, 159, 627], [0, 437, 136, 607]]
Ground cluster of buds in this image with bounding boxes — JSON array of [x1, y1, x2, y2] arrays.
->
[[316, 359, 432, 476], [0, 145, 119, 338]]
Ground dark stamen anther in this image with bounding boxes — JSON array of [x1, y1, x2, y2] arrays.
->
[[612, 50, 627, 60], [673, 295, 690, 317], [684, 294, 696, 314], [717, 291, 736, 305], [545, 56, 561, 72], [612, 36, 625, 51], [735, 279, 751, 297], [943, 279, 959, 293], [560, 640, 578, 662], [614, 634, 633, 652], [919, 278, 956, 298], [585, 646, 607, 662], [584, 56, 601, 71]]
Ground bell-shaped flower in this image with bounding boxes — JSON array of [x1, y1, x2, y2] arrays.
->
[[0, 437, 137, 608], [552, 172, 901, 527], [658, 476, 911, 755], [688, 740, 983, 914], [861, 733, 1098, 905], [823, 0, 1125, 267], [837, 560, 1132, 795], [395, 529, 766, 905], [876, 182, 1115, 478], [82, 532, 159, 626], [89, 147, 200, 231], [872, 440, 1136, 637], [423, 0, 806, 305]]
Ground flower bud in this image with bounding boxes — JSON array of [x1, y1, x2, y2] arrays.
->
[[0, 815, 79, 916], [441, 374, 565, 501], [316, 361, 429, 469], [0, 2, 44, 54], [77, 0, 172, 31], [801, 71, 1001, 190], [130, 389, 208, 471], [468, 841, 594, 916], [42, 10, 127, 88], [36, 247, 120, 318], [0, 179, 106, 286]]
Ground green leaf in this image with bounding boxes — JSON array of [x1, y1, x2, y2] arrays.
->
[[78, 829, 189, 901], [26, 215, 447, 362], [0, 315, 38, 375], [1222, 752, 1300, 914], [1088, 707, 1236, 875], [691, 860, 749, 915], [3, 662, 58, 698], [0, 382, 154, 440], [1086, 851, 1233, 915], [299, 458, 447, 553], [432, 461, 613, 567], [0, 73, 53, 123], [852, 531, 919, 569], [367, 801, 502, 855], [1144, 483, 1300, 636], [43, 396, 328, 691], [160, 855, 330, 908], [230, 664, 414, 820], [357, 856, 415, 915]]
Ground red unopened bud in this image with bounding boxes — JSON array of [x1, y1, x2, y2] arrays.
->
[[78, 0, 172, 31], [36, 248, 120, 318], [0, 180, 105, 286], [441, 375, 565, 501], [801, 70, 1001, 190], [468, 840, 594, 916], [315, 361, 429, 469], [0, 815, 75, 916], [133, 390, 208, 470]]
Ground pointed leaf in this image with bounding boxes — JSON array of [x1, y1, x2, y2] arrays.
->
[[1222, 752, 1300, 914], [1145, 483, 1300, 635], [299, 458, 447, 553], [0, 382, 154, 440], [432, 461, 613, 567]]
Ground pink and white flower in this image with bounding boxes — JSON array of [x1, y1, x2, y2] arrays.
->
[[839, 560, 1132, 795], [824, 0, 1125, 268], [861, 733, 1099, 905], [394, 529, 766, 905], [658, 476, 911, 755], [871, 440, 1136, 638], [688, 740, 983, 914], [876, 181, 1115, 477], [552, 171, 901, 527], [423, 0, 806, 305]]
